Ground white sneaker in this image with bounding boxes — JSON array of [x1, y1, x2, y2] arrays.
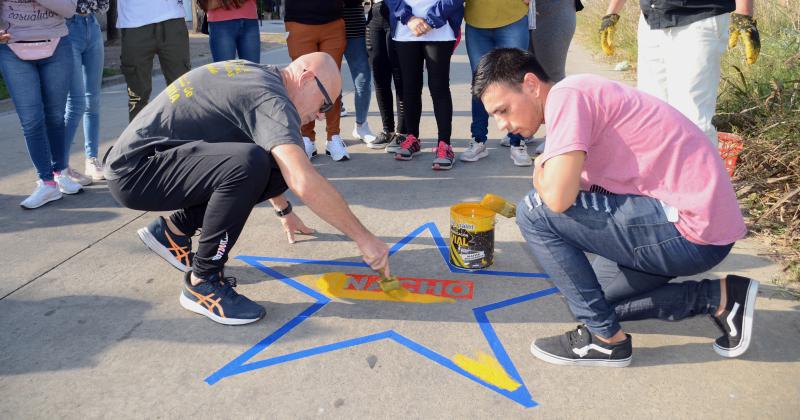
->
[[303, 136, 317, 160], [459, 139, 489, 162], [85, 157, 105, 180], [340, 105, 348, 117], [510, 144, 532, 167], [352, 121, 376, 144], [65, 167, 92, 186], [326, 135, 350, 161], [54, 171, 83, 194], [500, 134, 537, 147], [20, 180, 62, 209]]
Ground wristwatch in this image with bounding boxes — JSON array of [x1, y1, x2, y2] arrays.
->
[[275, 201, 292, 217]]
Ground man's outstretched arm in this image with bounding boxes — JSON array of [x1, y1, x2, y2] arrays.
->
[[271, 143, 391, 276]]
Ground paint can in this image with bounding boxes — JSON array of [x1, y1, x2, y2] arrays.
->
[[449, 203, 495, 269]]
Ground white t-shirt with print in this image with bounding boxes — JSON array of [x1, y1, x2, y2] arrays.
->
[[393, 0, 455, 42], [117, 0, 186, 28]]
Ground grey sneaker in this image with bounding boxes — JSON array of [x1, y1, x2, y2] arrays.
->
[[510, 144, 532, 167], [385, 133, 406, 154], [369, 131, 393, 149], [500, 134, 537, 147], [459, 139, 489, 162]]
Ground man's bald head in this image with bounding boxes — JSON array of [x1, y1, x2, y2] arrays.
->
[[295, 52, 342, 99], [282, 52, 343, 125]]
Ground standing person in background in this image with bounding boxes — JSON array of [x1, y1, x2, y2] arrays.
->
[[105, 0, 118, 46], [528, 0, 576, 83], [0, 0, 87, 209], [459, 0, 532, 167], [65, 0, 110, 184], [365, 0, 406, 151], [343, 0, 376, 146], [118, 0, 190, 121], [200, 0, 260, 63], [284, 0, 349, 162], [523, 0, 578, 156], [387, 0, 464, 171], [600, 0, 759, 146]]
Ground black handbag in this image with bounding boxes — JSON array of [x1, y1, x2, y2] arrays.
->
[[575, 0, 584, 12]]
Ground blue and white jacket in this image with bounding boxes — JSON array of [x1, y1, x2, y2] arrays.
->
[[385, 0, 465, 39]]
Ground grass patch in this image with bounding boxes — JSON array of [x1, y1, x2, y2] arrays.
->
[[577, 1, 800, 286], [0, 75, 7, 100], [103, 67, 121, 77]]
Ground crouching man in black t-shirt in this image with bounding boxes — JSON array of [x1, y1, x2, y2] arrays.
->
[[105, 52, 390, 325]]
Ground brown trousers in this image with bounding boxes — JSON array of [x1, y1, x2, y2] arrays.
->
[[285, 19, 346, 140]]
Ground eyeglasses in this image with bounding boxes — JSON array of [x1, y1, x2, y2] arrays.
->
[[314, 75, 334, 113]]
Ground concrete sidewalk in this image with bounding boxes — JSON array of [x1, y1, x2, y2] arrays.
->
[[0, 40, 798, 419]]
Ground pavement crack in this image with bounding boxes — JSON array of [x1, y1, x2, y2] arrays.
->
[[0, 211, 149, 301]]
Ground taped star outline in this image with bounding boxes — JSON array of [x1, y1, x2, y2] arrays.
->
[[205, 222, 557, 408]]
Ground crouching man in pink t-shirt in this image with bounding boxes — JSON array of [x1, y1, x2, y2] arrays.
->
[[472, 48, 759, 367]]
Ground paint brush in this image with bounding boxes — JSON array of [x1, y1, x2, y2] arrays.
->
[[378, 272, 409, 299], [378, 274, 401, 292], [480, 193, 516, 218]]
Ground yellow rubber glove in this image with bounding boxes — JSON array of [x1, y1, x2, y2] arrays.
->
[[599, 14, 620, 56], [729, 13, 761, 64]]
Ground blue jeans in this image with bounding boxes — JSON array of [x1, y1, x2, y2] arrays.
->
[[0, 37, 73, 181], [516, 189, 730, 339], [465, 16, 529, 144], [344, 36, 372, 125], [208, 18, 261, 63], [65, 14, 104, 159]]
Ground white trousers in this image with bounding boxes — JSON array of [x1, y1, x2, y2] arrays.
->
[[637, 13, 729, 146]]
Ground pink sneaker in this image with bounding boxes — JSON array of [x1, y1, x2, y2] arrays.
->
[[432, 140, 455, 170], [394, 134, 421, 161]]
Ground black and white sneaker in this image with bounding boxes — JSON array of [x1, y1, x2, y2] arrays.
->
[[531, 325, 632, 367], [712, 275, 759, 358]]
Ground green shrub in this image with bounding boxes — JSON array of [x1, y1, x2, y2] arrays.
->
[[576, 0, 800, 285]]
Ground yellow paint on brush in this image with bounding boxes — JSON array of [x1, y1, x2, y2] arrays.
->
[[480, 193, 516, 218], [451, 351, 521, 391], [315, 272, 455, 304]]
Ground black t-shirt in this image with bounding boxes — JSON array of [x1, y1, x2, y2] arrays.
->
[[105, 61, 303, 181], [639, 0, 735, 29]]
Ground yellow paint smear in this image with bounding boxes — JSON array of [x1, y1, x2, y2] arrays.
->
[[315, 272, 454, 304], [451, 351, 521, 391]]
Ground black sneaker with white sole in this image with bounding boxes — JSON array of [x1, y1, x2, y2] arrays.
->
[[180, 271, 265, 325], [711, 275, 759, 358], [531, 325, 632, 367], [137, 216, 193, 272]]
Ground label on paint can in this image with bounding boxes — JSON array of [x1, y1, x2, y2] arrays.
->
[[449, 226, 494, 269]]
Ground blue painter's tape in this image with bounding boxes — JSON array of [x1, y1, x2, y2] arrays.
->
[[207, 223, 555, 408]]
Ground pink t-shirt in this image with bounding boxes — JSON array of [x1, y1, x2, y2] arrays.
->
[[540, 74, 746, 246], [207, 0, 258, 22]]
